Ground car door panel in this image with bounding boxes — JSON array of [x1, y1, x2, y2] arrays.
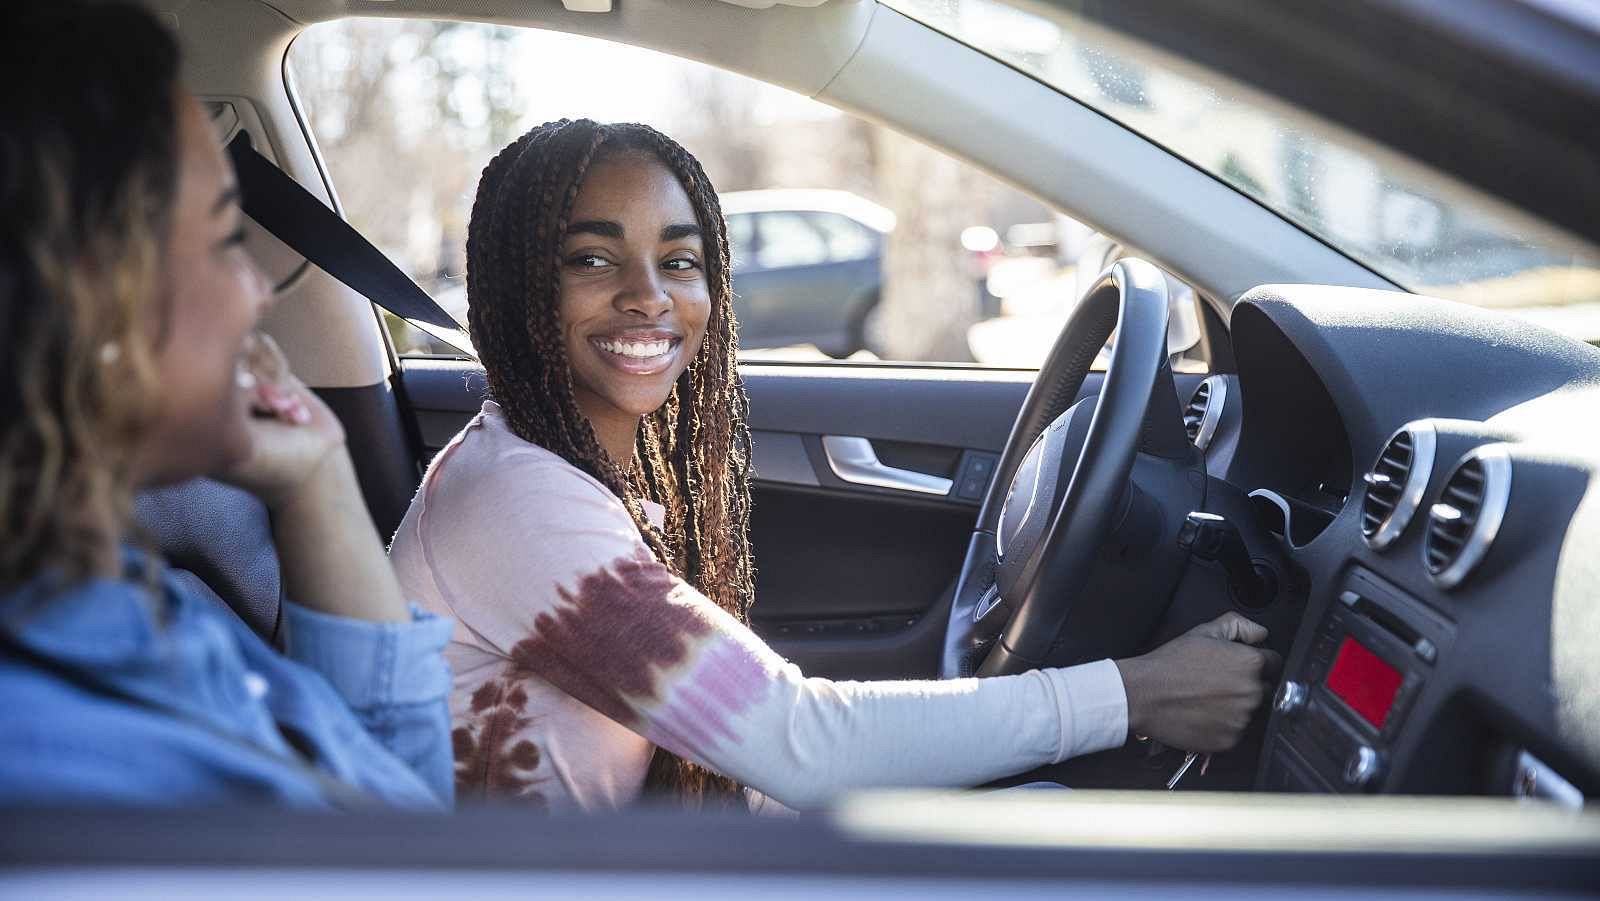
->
[[396, 359, 1201, 680], [741, 363, 1084, 678]]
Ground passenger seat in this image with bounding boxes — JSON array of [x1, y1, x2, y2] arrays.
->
[[133, 478, 282, 643]]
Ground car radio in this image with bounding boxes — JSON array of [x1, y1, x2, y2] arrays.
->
[[1264, 568, 1454, 793]]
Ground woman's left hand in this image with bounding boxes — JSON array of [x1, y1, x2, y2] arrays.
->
[[220, 331, 410, 623], [220, 331, 347, 510]]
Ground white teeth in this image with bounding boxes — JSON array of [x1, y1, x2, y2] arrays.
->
[[597, 339, 672, 359]]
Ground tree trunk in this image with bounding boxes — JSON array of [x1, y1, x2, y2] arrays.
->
[[869, 129, 984, 362]]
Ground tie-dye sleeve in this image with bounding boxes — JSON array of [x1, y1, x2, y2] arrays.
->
[[419, 446, 1127, 810]]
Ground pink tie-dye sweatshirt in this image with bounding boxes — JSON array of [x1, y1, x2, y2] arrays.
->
[[389, 401, 1128, 811]]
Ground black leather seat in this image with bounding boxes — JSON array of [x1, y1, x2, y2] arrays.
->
[[133, 478, 282, 643]]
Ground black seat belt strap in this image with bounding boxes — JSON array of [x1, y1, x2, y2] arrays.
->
[[226, 133, 461, 334]]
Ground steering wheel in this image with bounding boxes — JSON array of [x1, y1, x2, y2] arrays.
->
[[941, 258, 1176, 678]]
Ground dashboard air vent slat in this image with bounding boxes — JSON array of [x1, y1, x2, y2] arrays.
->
[[1425, 446, 1512, 590], [1361, 423, 1435, 551], [1183, 381, 1211, 441], [1183, 376, 1227, 451]]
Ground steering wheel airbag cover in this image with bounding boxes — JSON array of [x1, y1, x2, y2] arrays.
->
[[996, 400, 1094, 589], [997, 431, 1048, 564], [985, 260, 1172, 673]]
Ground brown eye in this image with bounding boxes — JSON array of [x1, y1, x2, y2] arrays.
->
[[663, 256, 700, 272]]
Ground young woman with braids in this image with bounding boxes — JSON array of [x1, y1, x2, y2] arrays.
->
[[390, 118, 1280, 811], [0, 2, 451, 807]]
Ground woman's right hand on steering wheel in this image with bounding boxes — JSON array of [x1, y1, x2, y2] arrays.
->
[[1114, 613, 1283, 753]]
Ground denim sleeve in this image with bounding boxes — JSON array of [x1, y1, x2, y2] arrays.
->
[[279, 602, 455, 804]]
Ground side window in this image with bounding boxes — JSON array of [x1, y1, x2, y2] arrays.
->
[[754, 212, 829, 270], [287, 19, 1206, 370]]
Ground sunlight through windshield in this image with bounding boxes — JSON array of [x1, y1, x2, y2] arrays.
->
[[886, 0, 1600, 342]]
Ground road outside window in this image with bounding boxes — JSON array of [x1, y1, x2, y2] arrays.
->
[[287, 19, 1201, 368]]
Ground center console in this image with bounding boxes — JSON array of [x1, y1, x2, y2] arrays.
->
[[1261, 568, 1455, 793]]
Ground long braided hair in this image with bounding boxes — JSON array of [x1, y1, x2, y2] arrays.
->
[[465, 120, 756, 807]]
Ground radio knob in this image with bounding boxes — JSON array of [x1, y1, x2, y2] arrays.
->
[[1274, 680, 1308, 716], [1345, 745, 1383, 788]]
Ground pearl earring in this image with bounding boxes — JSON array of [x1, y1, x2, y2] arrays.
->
[[98, 342, 121, 365]]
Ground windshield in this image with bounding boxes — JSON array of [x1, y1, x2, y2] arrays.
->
[[885, 0, 1600, 338]]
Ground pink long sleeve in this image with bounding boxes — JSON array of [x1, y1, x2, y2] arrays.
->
[[389, 403, 1127, 811]]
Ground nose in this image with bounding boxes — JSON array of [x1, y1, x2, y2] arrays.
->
[[612, 259, 672, 319]]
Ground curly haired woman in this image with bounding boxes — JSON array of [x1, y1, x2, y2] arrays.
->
[[389, 119, 1278, 812], [0, 2, 451, 808]]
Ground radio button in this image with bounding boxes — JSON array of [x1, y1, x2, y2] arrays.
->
[[1345, 745, 1383, 789], [1414, 637, 1438, 664]]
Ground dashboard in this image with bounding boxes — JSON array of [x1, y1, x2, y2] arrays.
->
[[1192, 284, 1600, 804]]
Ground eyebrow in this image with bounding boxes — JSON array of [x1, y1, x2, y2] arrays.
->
[[660, 223, 703, 242], [212, 186, 241, 216], [564, 220, 703, 242], [567, 220, 624, 239]]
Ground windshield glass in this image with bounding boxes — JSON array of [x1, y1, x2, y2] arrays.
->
[[885, 0, 1600, 341]]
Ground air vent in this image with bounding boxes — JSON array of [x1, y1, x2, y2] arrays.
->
[[1183, 375, 1227, 451], [1361, 422, 1437, 550], [1425, 446, 1512, 589]]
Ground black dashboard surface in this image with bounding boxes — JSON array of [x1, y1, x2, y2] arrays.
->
[[1214, 284, 1600, 796]]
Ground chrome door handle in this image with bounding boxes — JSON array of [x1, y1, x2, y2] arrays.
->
[[820, 436, 953, 496]]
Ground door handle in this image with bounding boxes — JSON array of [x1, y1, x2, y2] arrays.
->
[[820, 436, 953, 496]]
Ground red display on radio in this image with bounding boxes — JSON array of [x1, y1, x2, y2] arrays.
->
[[1325, 636, 1403, 728]]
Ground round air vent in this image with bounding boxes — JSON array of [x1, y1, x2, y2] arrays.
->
[[1183, 375, 1228, 451], [1425, 445, 1512, 589], [1361, 422, 1437, 550]]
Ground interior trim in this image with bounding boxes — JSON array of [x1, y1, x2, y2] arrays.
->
[[8, 800, 1597, 891], [750, 430, 821, 487], [820, 436, 954, 495]]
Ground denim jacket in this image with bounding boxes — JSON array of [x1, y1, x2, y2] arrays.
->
[[0, 548, 454, 809]]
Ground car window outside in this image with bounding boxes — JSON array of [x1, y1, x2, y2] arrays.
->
[[755, 213, 829, 270], [812, 213, 877, 263], [287, 19, 1205, 369]]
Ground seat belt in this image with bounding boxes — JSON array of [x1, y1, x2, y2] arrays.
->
[[225, 132, 464, 338]]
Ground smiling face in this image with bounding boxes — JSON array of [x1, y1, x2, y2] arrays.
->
[[135, 92, 272, 485], [557, 151, 712, 461]]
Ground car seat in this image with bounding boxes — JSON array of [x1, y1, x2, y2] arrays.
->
[[133, 478, 282, 643]]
